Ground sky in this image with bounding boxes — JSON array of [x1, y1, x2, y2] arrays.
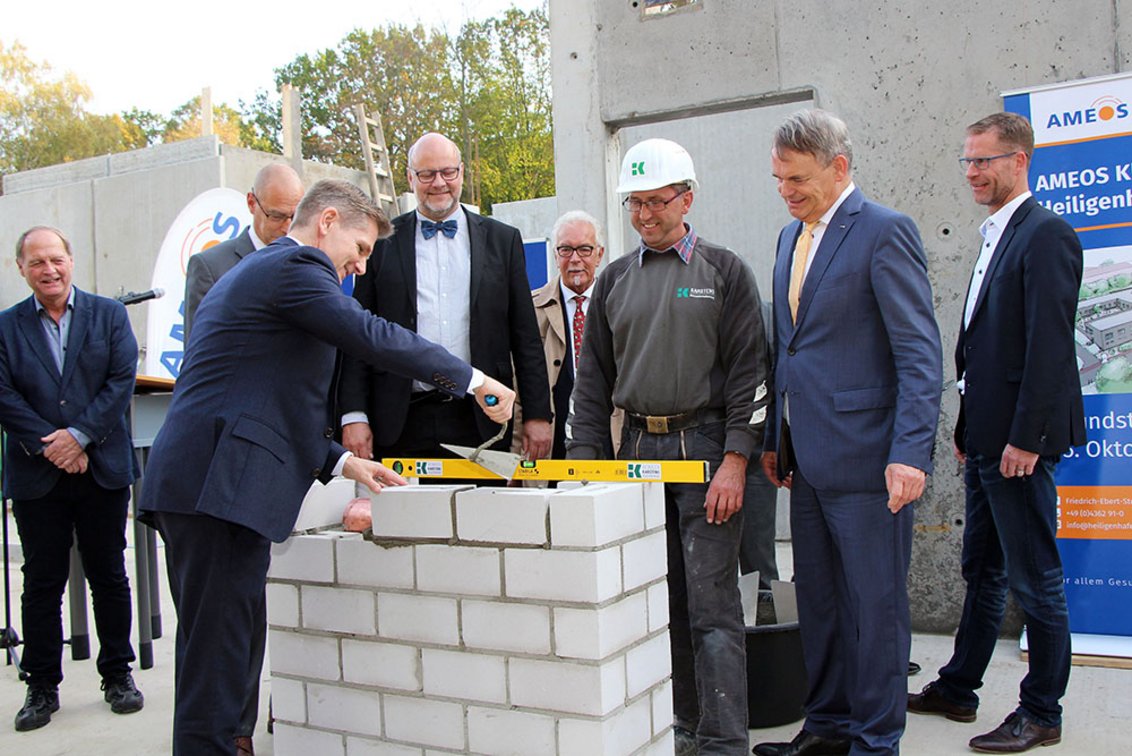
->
[[5, 0, 546, 116]]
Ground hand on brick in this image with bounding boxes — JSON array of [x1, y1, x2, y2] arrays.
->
[[705, 451, 747, 524], [342, 456, 408, 494], [474, 376, 515, 424], [42, 428, 85, 472], [342, 497, 373, 532], [343, 421, 375, 460]]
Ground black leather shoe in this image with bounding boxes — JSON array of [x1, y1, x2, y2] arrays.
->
[[752, 729, 851, 756], [102, 673, 144, 714], [969, 712, 1061, 753], [14, 685, 59, 731], [907, 680, 977, 723]]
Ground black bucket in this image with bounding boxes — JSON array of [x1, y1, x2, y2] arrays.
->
[[745, 620, 807, 729]]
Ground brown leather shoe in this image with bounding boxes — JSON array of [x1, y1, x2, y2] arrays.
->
[[969, 712, 1061, 753], [907, 681, 977, 723], [234, 735, 255, 756]]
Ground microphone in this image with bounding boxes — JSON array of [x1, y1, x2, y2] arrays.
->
[[117, 288, 165, 306]]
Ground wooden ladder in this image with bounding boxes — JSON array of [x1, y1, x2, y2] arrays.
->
[[352, 103, 399, 218]]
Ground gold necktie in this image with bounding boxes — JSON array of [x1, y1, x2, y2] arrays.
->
[[788, 221, 819, 322]]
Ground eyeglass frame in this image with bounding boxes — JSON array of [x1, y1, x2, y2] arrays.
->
[[410, 165, 462, 183], [555, 244, 598, 258], [250, 191, 294, 223], [958, 151, 1018, 171], [622, 188, 688, 214]]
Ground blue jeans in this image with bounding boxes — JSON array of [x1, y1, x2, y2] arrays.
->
[[621, 421, 748, 755], [936, 453, 1070, 727]]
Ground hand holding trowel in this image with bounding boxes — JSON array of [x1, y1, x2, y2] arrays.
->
[[442, 394, 525, 480]]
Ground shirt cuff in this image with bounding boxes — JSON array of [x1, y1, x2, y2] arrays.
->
[[67, 427, 91, 448], [341, 412, 369, 428], [332, 451, 353, 477], [466, 368, 485, 395]]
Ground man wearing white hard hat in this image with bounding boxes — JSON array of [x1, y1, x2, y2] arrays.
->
[[568, 138, 769, 755]]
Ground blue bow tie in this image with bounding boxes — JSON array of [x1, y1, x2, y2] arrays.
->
[[421, 219, 458, 240]]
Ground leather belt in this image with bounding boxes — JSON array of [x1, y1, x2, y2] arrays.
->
[[625, 408, 726, 435]]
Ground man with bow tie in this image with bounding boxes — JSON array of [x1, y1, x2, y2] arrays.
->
[[338, 132, 552, 463]]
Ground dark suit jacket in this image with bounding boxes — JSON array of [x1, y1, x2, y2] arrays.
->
[[956, 197, 1085, 458], [0, 289, 139, 499], [338, 208, 551, 448], [763, 188, 943, 491], [139, 238, 473, 543], [184, 228, 256, 342]]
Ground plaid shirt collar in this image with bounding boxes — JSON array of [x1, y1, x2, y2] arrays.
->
[[637, 224, 697, 266]]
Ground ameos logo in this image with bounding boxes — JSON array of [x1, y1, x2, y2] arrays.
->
[[1046, 95, 1130, 129]]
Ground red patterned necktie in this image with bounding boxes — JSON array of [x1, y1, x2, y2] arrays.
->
[[572, 295, 586, 370]]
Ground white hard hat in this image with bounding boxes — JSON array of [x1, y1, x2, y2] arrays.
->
[[616, 138, 699, 194]]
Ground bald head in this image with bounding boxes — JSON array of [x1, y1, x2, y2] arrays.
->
[[407, 133, 465, 221], [248, 163, 304, 244]]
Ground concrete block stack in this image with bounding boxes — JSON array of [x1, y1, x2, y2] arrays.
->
[[266, 482, 674, 755]]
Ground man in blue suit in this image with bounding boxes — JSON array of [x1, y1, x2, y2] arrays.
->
[[138, 180, 515, 754], [0, 226, 144, 731], [908, 113, 1083, 754], [754, 110, 943, 756]]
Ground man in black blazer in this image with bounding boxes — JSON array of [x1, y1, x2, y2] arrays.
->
[[338, 132, 552, 463], [184, 162, 303, 341], [909, 113, 1084, 754], [139, 180, 515, 753], [0, 226, 143, 731]]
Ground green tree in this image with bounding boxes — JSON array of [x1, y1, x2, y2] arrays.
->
[[0, 40, 126, 175], [162, 96, 245, 146]]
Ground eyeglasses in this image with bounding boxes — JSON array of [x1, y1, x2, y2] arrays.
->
[[622, 189, 686, 214], [251, 192, 294, 223], [958, 152, 1018, 171], [555, 245, 597, 258], [411, 165, 461, 183]]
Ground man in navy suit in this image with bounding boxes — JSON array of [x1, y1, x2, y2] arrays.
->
[[0, 226, 144, 731], [138, 180, 515, 754], [184, 163, 303, 341], [755, 110, 942, 756], [908, 112, 1083, 754], [338, 132, 552, 464]]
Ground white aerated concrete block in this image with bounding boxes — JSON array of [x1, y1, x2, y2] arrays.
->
[[504, 547, 622, 603], [336, 539, 415, 589], [461, 600, 551, 655], [509, 657, 626, 716], [270, 535, 336, 583], [293, 478, 358, 532], [269, 630, 339, 681], [274, 723, 345, 756], [642, 482, 666, 530], [271, 676, 306, 724], [267, 582, 299, 628], [308, 683, 383, 737], [342, 639, 420, 691], [301, 586, 376, 635], [557, 695, 652, 756], [467, 707, 556, 755], [651, 678, 674, 734], [622, 529, 668, 591], [626, 631, 672, 698], [455, 487, 550, 544], [378, 593, 459, 646], [383, 696, 465, 750], [346, 737, 422, 756], [422, 648, 506, 703], [647, 579, 670, 632], [369, 486, 465, 540], [416, 544, 501, 596], [549, 483, 645, 548], [554, 591, 649, 660]]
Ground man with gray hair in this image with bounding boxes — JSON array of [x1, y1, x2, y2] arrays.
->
[[755, 110, 942, 756]]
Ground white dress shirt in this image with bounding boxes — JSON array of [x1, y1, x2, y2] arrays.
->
[[413, 207, 472, 391]]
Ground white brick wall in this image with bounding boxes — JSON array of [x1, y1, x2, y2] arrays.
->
[[268, 482, 673, 756]]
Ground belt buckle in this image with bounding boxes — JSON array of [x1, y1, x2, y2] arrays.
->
[[646, 415, 669, 434]]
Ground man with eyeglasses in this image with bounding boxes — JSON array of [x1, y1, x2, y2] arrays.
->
[[568, 138, 768, 755], [908, 112, 1083, 754], [339, 132, 552, 465], [184, 163, 303, 341], [754, 110, 942, 756]]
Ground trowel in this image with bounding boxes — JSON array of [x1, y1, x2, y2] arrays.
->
[[440, 395, 523, 480]]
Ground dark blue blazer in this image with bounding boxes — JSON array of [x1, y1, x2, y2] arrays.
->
[[956, 197, 1085, 457], [139, 238, 472, 542], [763, 188, 943, 491], [0, 288, 139, 499]]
